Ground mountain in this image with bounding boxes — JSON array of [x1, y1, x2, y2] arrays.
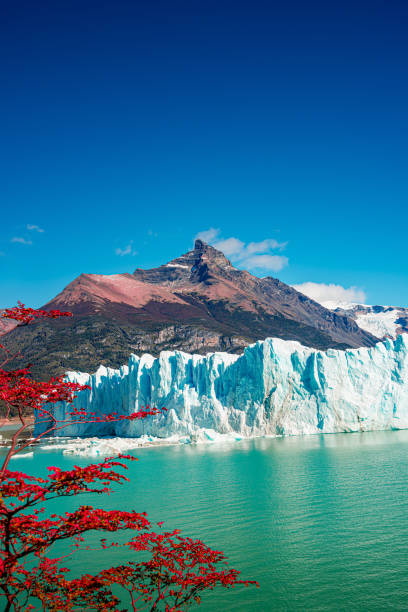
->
[[322, 302, 408, 340], [2, 240, 377, 379], [0, 313, 17, 337]]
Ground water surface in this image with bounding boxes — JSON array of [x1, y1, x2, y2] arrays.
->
[[16, 430, 408, 611]]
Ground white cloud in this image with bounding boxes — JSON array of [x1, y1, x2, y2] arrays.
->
[[292, 282, 366, 306], [27, 224, 44, 233], [115, 241, 138, 256], [243, 254, 288, 272], [11, 237, 32, 245], [195, 228, 220, 244], [246, 239, 286, 254], [212, 237, 245, 257], [195, 229, 289, 273]]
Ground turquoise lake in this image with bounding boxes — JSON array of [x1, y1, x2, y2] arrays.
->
[[13, 430, 408, 611]]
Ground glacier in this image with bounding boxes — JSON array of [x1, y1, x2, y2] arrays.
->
[[35, 334, 408, 442]]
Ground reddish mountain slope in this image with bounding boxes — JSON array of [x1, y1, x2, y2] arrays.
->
[[0, 314, 17, 337]]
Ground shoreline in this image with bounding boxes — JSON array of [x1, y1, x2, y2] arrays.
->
[[18, 425, 408, 458], [36, 430, 247, 457]]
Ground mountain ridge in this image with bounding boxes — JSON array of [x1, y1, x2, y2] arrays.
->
[[1, 240, 377, 379]]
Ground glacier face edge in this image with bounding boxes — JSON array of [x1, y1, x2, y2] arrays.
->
[[35, 335, 408, 439]]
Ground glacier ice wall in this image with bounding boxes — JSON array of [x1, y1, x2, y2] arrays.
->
[[35, 335, 408, 439]]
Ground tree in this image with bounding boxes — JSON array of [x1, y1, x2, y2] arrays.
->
[[0, 304, 257, 610]]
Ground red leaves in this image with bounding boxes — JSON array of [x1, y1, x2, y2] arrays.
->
[[0, 360, 162, 425], [0, 366, 89, 413], [2, 455, 136, 504], [0, 458, 151, 608], [1, 301, 72, 326], [98, 530, 259, 610], [9, 558, 122, 611]]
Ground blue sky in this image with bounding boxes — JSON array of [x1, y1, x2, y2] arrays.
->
[[1, 0, 407, 308]]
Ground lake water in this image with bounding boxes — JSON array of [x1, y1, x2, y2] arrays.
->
[[12, 430, 408, 611]]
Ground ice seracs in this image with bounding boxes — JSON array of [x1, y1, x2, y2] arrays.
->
[[35, 334, 408, 442]]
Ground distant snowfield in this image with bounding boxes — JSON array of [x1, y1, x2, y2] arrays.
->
[[355, 309, 400, 338], [321, 300, 408, 340]]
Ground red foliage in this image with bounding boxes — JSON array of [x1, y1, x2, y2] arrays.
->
[[1, 301, 72, 326], [0, 304, 258, 610], [0, 366, 87, 414]]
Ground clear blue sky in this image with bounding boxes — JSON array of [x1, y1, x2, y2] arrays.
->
[[1, 0, 407, 308]]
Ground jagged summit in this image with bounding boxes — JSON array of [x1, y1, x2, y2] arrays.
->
[[191, 239, 233, 268], [194, 238, 206, 250], [2, 239, 378, 379], [132, 239, 233, 286]]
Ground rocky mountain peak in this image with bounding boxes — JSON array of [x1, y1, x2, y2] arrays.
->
[[192, 239, 232, 269], [132, 240, 233, 286]]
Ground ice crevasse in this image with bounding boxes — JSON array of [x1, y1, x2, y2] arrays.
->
[[35, 335, 408, 440]]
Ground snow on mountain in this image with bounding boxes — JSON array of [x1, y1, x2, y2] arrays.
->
[[354, 309, 400, 338], [322, 302, 408, 340], [292, 282, 408, 340], [36, 334, 408, 443]]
